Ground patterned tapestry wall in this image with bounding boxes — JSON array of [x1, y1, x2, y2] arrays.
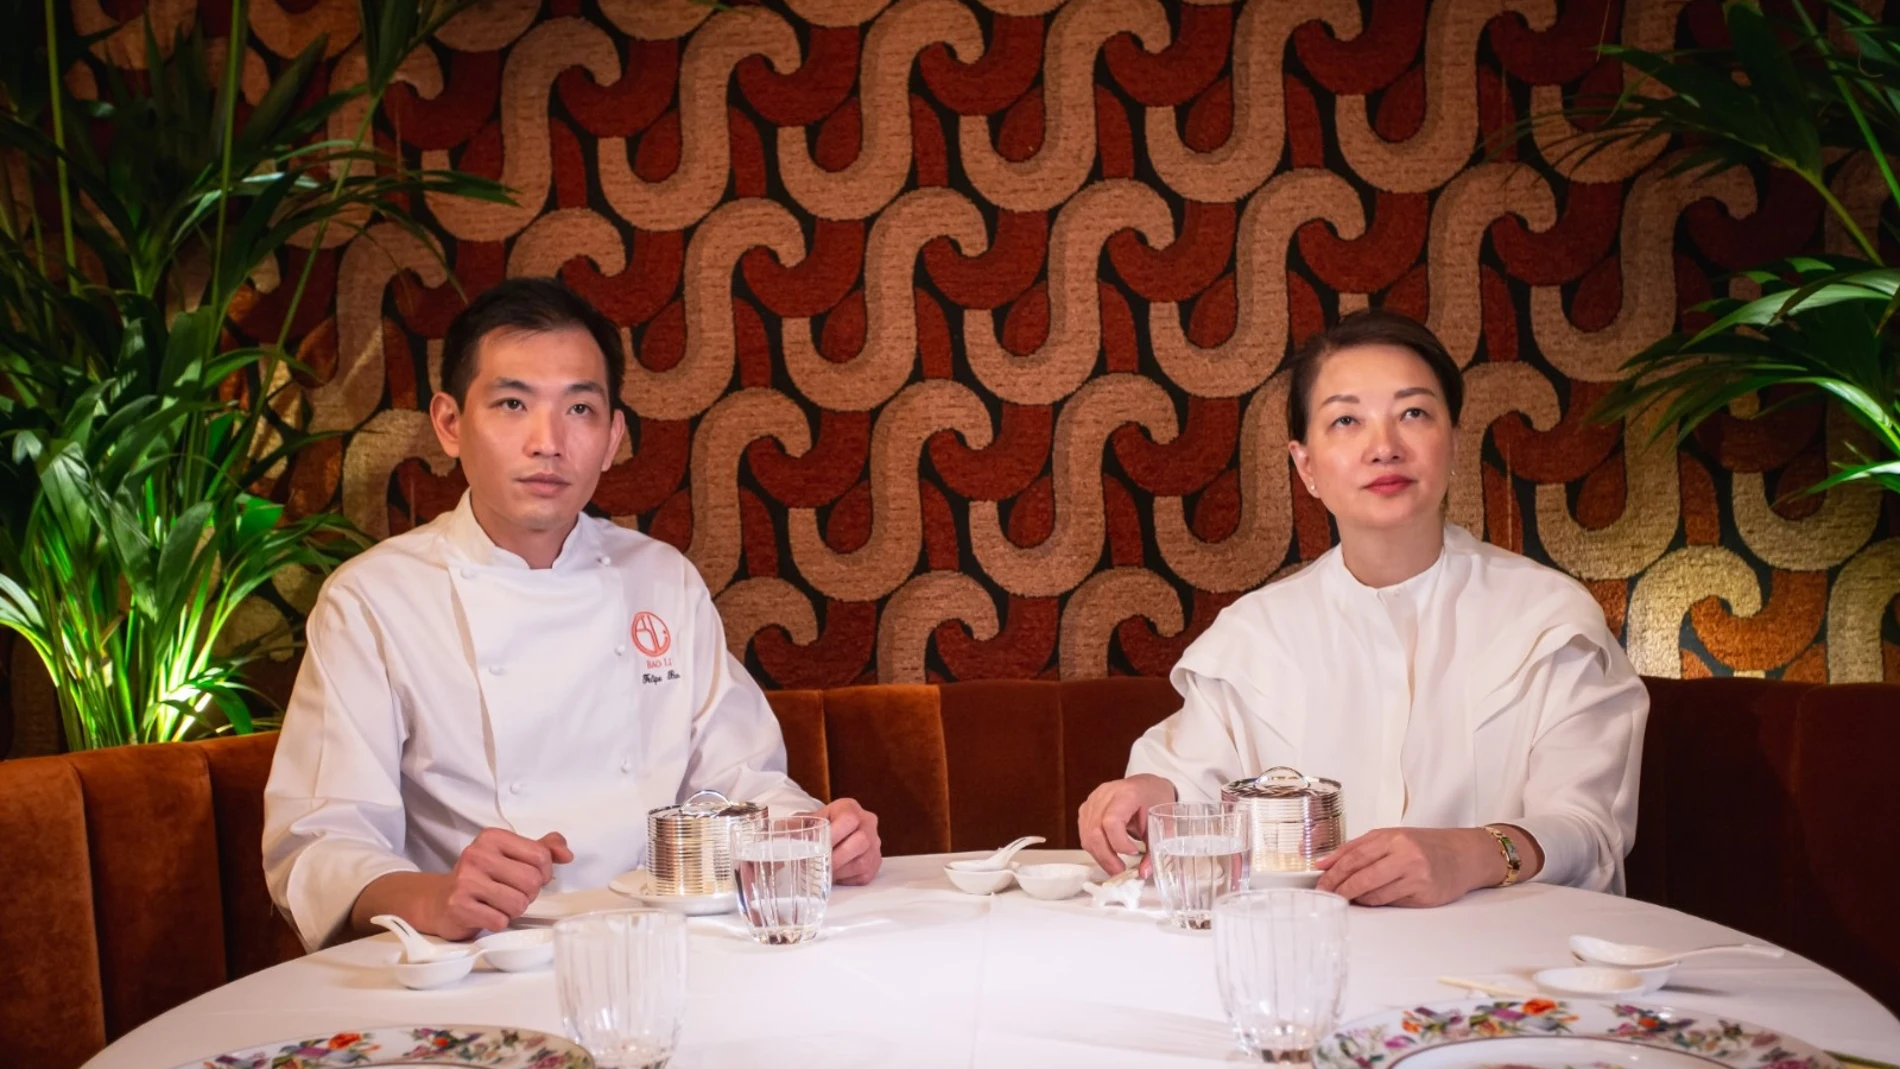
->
[[7, 0, 1900, 754]]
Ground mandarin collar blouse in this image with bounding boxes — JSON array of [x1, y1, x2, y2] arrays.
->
[[1129, 524, 1649, 893]]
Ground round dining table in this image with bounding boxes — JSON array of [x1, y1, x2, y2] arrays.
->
[[88, 850, 1900, 1069]]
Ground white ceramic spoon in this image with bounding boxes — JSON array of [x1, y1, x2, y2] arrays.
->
[[370, 914, 469, 963], [1570, 934, 1785, 969], [945, 835, 1045, 872]]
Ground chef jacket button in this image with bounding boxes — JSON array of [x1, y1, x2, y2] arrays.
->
[[597, 554, 611, 567], [488, 664, 505, 676], [615, 644, 626, 656], [620, 759, 633, 773], [509, 782, 523, 795], [460, 567, 473, 579]]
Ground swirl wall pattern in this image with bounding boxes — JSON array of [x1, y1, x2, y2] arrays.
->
[[4, 0, 1899, 754]]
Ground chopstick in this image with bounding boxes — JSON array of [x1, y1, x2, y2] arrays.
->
[[1828, 1052, 1899, 1069], [1436, 975, 1538, 999]]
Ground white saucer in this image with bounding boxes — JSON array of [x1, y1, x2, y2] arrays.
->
[[514, 886, 631, 926], [608, 869, 740, 916], [1251, 869, 1322, 889]]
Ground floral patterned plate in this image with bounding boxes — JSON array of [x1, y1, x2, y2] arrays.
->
[[170, 1024, 593, 1069], [1315, 1000, 1839, 1069]]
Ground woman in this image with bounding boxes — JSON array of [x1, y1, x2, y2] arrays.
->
[[1078, 310, 1647, 906]]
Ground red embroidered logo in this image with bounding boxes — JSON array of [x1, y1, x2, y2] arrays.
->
[[631, 612, 672, 658]]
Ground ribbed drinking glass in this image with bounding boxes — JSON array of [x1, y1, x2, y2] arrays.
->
[[1149, 801, 1249, 930], [1213, 889, 1349, 1062], [730, 814, 831, 945], [553, 909, 688, 1069]]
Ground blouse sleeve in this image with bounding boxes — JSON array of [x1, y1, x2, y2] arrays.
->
[[1125, 670, 1275, 804], [1495, 635, 1648, 893]]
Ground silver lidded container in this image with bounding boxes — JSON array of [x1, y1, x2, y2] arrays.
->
[[1220, 765, 1345, 875], [646, 789, 766, 896]]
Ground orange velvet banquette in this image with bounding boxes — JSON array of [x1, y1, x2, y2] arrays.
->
[[2, 676, 1897, 1068]]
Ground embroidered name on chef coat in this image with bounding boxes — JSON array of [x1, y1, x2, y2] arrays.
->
[[633, 611, 679, 685]]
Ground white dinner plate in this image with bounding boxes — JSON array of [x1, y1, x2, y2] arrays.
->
[[1315, 999, 1839, 1069], [170, 1024, 589, 1068], [607, 868, 740, 916]]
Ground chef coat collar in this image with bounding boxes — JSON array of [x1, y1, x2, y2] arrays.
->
[[443, 490, 605, 572]]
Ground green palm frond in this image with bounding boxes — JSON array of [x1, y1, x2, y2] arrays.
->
[[0, 0, 510, 748], [1535, 0, 1900, 502]]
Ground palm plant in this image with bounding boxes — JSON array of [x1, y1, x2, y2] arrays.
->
[[0, 1, 508, 749], [1563, 0, 1900, 494]]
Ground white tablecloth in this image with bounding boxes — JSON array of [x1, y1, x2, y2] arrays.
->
[[88, 851, 1900, 1068]]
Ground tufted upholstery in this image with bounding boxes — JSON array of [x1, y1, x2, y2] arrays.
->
[[1, 676, 1894, 1068]]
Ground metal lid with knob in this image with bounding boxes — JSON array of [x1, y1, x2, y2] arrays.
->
[[665, 789, 764, 819], [1223, 765, 1343, 802]]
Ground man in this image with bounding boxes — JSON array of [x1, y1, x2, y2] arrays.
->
[[263, 277, 881, 950]]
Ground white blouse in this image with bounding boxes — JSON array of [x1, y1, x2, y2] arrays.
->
[[1128, 524, 1648, 893], [262, 493, 819, 949]]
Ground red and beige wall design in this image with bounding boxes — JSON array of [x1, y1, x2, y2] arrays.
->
[[4, 0, 1898, 752]]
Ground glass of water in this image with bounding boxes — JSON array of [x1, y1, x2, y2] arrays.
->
[[1149, 801, 1249, 930], [553, 909, 688, 1069], [730, 814, 831, 945], [1213, 889, 1349, 1062]]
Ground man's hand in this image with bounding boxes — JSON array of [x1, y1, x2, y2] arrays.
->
[[1077, 774, 1178, 877], [1313, 827, 1506, 907], [809, 798, 882, 885], [432, 829, 573, 936], [353, 828, 573, 942]]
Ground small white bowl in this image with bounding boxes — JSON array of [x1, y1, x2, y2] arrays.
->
[[1625, 961, 1676, 993], [1533, 965, 1646, 998], [476, 928, 553, 971], [387, 948, 476, 989], [944, 864, 1016, 894], [1569, 949, 1676, 993], [1014, 863, 1092, 900]]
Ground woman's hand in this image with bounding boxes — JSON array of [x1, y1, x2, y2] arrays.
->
[[1077, 774, 1178, 876], [1313, 827, 1512, 907]]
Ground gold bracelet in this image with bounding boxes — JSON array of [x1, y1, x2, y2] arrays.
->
[[1483, 824, 1522, 887]]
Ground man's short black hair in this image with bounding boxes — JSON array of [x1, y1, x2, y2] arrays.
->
[[439, 277, 624, 408]]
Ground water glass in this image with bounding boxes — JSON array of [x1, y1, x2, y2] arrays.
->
[[1213, 889, 1349, 1063], [553, 909, 688, 1069], [730, 814, 831, 944], [1149, 801, 1249, 930]]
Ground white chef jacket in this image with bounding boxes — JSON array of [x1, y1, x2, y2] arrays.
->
[[263, 492, 820, 950], [1129, 524, 1648, 893]]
